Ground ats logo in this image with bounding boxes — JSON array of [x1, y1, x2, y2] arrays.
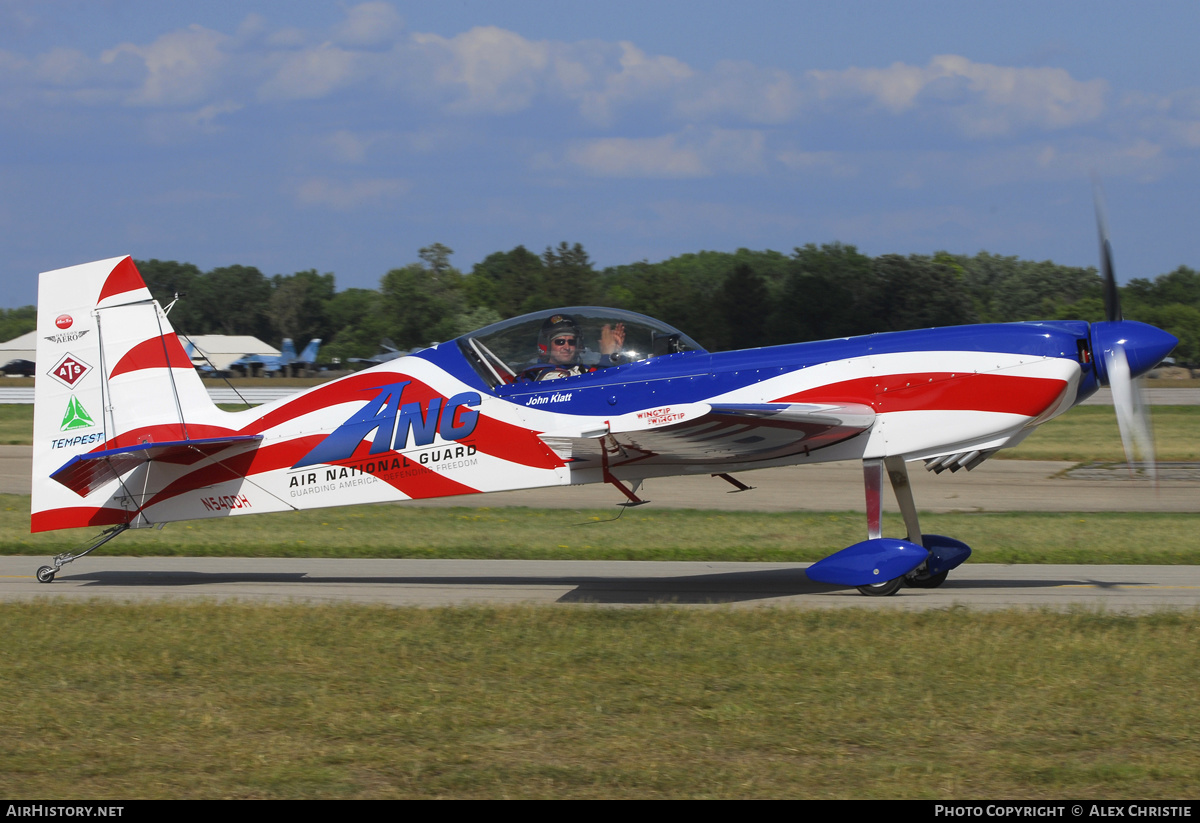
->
[[293, 381, 481, 468], [48, 353, 92, 389]]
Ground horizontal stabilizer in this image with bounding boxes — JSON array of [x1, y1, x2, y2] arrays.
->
[[51, 435, 263, 497]]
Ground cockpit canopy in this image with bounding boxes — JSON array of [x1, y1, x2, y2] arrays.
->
[[457, 306, 706, 388]]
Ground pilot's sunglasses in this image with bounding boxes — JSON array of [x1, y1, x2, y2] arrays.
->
[[552, 337, 576, 346]]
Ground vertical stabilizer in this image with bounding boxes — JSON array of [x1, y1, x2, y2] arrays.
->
[[32, 256, 223, 531], [297, 338, 322, 364]]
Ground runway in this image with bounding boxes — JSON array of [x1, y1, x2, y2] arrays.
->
[[1, 556, 1196, 611]]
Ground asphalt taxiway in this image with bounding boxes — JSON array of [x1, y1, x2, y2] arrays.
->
[[1, 557, 1197, 612]]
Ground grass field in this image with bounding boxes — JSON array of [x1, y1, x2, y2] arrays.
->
[[2, 603, 1198, 799], [4, 393, 1198, 799], [4, 494, 1200, 564], [1009, 405, 1200, 461]]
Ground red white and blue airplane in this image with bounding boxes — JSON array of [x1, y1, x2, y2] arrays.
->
[[29, 224, 1177, 594]]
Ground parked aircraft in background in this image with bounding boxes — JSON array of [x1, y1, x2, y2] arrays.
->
[[28, 208, 1176, 593], [228, 338, 322, 376], [182, 341, 229, 378], [349, 338, 411, 368]]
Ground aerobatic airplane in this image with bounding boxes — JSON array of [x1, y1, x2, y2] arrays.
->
[[29, 222, 1177, 594]]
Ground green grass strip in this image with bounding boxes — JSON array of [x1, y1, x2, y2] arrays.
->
[[2, 603, 1197, 799], [5, 495, 1200, 564]]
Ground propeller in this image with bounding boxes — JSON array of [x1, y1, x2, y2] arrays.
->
[[1089, 179, 1177, 479]]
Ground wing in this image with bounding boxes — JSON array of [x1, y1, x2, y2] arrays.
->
[[559, 402, 874, 470]]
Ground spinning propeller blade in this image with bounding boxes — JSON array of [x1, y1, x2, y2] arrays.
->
[[1094, 177, 1122, 324], [1090, 180, 1174, 479], [1102, 337, 1156, 479]]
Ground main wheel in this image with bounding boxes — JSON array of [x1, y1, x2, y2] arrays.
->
[[856, 576, 903, 597], [36, 566, 56, 584], [906, 571, 949, 589]]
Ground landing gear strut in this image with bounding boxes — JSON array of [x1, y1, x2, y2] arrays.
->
[[35, 523, 129, 583], [792, 456, 974, 595], [854, 457, 967, 596]]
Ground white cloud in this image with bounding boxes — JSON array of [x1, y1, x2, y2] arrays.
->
[[776, 149, 857, 178], [32, 48, 93, 86], [293, 176, 410, 210], [103, 24, 231, 106], [141, 100, 243, 143], [576, 41, 693, 125], [1114, 88, 1200, 151], [568, 134, 706, 177], [333, 2, 405, 49], [258, 41, 362, 100], [187, 100, 243, 132], [265, 26, 309, 49], [566, 128, 765, 178], [413, 26, 551, 114], [809, 55, 1108, 136], [675, 60, 803, 124], [952, 138, 1171, 186], [2, 11, 1121, 152], [323, 129, 384, 163]]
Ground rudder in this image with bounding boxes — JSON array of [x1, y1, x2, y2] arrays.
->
[[32, 256, 224, 532]]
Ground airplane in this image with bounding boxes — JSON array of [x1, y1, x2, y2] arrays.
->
[[182, 340, 229, 378], [349, 338, 411, 367], [228, 338, 322, 376], [28, 220, 1177, 594]]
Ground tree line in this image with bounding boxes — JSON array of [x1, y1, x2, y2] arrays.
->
[[4, 242, 1199, 366]]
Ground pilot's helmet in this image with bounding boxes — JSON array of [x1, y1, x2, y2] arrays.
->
[[538, 314, 581, 355]]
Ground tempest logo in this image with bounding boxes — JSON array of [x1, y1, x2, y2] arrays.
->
[[293, 381, 481, 468], [60, 396, 95, 431]]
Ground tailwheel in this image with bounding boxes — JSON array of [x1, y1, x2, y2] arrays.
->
[[35, 523, 130, 585], [856, 576, 904, 597]]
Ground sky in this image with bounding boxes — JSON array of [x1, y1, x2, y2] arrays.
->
[[2, 0, 1200, 308]]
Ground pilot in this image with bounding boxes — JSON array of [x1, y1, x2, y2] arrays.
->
[[526, 314, 626, 381]]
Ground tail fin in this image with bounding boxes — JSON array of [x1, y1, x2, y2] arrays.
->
[[280, 338, 297, 364], [297, 338, 322, 364], [32, 256, 233, 532]]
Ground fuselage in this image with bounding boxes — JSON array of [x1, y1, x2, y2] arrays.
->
[[36, 262, 1175, 533]]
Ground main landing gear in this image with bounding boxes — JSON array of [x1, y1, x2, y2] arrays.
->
[[807, 456, 972, 596], [34, 523, 129, 583], [856, 576, 906, 597]]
